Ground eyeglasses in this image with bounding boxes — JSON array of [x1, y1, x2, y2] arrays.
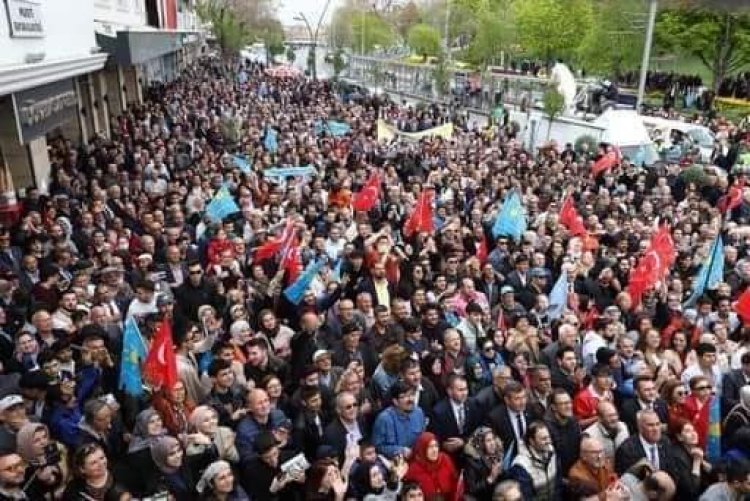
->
[[695, 385, 712, 391]]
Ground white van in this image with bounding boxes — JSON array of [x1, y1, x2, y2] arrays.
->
[[641, 116, 715, 163]]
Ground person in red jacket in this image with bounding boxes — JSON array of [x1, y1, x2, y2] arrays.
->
[[573, 364, 615, 428], [404, 432, 459, 501]]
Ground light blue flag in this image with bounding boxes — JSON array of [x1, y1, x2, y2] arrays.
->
[[632, 145, 647, 167], [284, 259, 325, 305], [206, 186, 240, 222], [684, 235, 724, 307], [233, 155, 252, 174], [706, 395, 722, 462], [314, 120, 351, 137], [548, 270, 569, 320], [264, 127, 278, 153], [492, 191, 527, 241], [330, 258, 343, 282], [263, 166, 318, 179], [119, 317, 146, 397]]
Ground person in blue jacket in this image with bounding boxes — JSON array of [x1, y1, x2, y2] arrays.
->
[[234, 388, 289, 465], [372, 380, 426, 459]]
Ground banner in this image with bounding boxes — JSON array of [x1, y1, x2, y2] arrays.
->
[[232, 155, 252, 174], [262, 166, 318, 180], [376, 120, 453, 142]]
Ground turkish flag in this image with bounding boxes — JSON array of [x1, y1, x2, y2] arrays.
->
[[143, 320, 178, 390], [718, 180, 745, 214], [591, 147, 622, 177], [253, 219, 295, 262], [559, 195, 587, 237], [403, 190, 434, 237], [280, 239, 302, 283], [734, 288, 750, 326], [627, 225, 675, 308], [351, 173, 381, 212]]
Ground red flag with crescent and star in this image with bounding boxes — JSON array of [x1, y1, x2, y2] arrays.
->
[[351, 172, 382, 212], [591, 146, 622, 177], [718, 179, 745, 214], [626, 225, 675, 308], [143, 320, 178, 390], [559, 194, 587, 237], [403, 189, 435, 237]]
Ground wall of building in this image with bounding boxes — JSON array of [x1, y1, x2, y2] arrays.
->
[[94, 0, 147, 30], [0, 0, 97, 68]]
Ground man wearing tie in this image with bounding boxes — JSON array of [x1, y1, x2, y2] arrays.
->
[[486, 381, 532, 461], [615, 409, 676, 477], [430, 375, 481, 455]]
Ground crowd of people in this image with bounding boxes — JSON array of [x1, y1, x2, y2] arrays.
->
[[0, 55, 749, 501]]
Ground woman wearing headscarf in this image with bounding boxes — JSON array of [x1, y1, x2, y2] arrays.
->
[[186, 405, 239, 465], [144, 435, 196, 501], [403, 432, 459, 501], [352, 455, 408, 501], [118, 408, 169, 496], [197, 460, 249, 501], [16, 422, 68, 500], [723, 385, 750, 444], [463, 427, 506, 501]]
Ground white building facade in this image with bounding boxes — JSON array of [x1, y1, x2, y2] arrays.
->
[[0, 0, 202, 213]]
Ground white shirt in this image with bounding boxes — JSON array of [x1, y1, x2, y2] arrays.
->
[[639, 436, 659, 470], [509, 409, 526, 442], [450, 399, 466, 433]]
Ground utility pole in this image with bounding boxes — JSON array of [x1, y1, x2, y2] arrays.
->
[[293, 0, 331, 80], [443, 0, 451, 65], [636, 0, 658, 113]]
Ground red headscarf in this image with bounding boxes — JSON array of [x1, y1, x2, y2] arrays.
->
[[405, 432, 458, 500]]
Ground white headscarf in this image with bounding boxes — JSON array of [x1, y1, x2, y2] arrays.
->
[[196, 460, 231, 493]]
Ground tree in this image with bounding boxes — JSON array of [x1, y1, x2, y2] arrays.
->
[[543, 86, 566, 140], [656, 8, 750, 92], [351, 12, 394, 54], [432, 52, 451, 97], [390, 1, 422, 41], [286, 46, 296, 64], [333, 50, 347, 80], [514, 0, 593, 64], [577, 0, 644, 77], [408, 23, 441, 61], [197, 2, 250, 57], [467, 14, 512, 68]]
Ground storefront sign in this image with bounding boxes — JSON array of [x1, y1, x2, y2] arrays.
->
[[12, 79, 78, 144], [5, 0, 43, 38]]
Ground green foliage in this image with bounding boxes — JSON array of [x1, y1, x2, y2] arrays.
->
[[286, 47, 296, 63], [466, 14, 512, 68], [513, 0, 593, 63], [332, 50, 346, 79], [390, 1, 422, 41], [575, 134, 598, 154], [432, 53, 451, 96], [542, 86, 566, 139], [656, 8, 750, 91], [351, 12, 394, 54], [197, 1, 251, 56], [679, 165, 709, 186], [407, 23, 442, 61], [577, 0, 644, 77]]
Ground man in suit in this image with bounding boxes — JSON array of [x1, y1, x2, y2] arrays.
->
[[431, 375, 482, 454], [620, 375, 669, 433], [323, 391, 369, 463], [722, 352, 750, 415], [356, 261, 396, 307], [504, 254, 530, 291], [486, 380, 533, 460], [615, 409, 676, 476]]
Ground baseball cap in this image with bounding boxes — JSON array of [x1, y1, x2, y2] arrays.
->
[[312, 350, 332, 362], [0, 395, 24, 412], [501, 285, 515, 295]]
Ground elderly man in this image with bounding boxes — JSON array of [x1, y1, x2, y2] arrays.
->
[[568, 436, 616, 498], [615, 409, 676, 476]]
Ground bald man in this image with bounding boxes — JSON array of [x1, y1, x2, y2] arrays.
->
[[235, 388, 289, 466], [568, 436, 616, 497], [583, 401, 629, 462]]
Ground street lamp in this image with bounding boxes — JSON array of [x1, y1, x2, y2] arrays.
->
[[292, 0, 332, 80], [636, 0, 658, 112]]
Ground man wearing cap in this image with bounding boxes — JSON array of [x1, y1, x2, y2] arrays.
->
[[499, 286, 526, 319], [0, 395, 31, 450], [240, 431, 304, 500], [504, 255, 530, 291], [313, 350, 342, 392], [517, 267, 548, 311], [332, 323, 377, 377]]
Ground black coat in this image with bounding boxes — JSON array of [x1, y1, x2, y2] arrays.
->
[[614, 435, 675, 476], [619, 398, 669, 434], [671, 443, 705, 500], [430, 398, 483, 442], [322, 417, 371, 462], [485, 405, 532, 460], [721, 369, 750, 416], [544, 415, 581, 475]]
